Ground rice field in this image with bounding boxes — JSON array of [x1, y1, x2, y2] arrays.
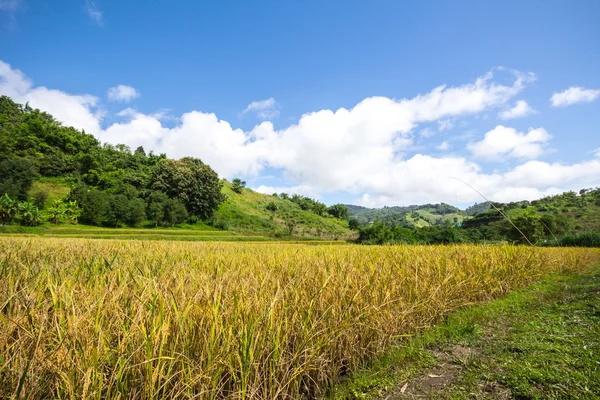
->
[[0, 237, 598, 399]]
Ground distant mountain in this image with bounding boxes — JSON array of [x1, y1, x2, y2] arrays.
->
[[345, 202, 465, 228]]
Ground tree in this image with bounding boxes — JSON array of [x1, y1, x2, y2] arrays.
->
[[79, 189, 110, 226], [163, 198, 188, 226], [125, 198, 146, 227], [0, 157, 39, 200], [147, 191, 170, 226], [64, 201, 82, 224], [147, 191, 188, 227], [32, 190, 48, 208], [231, 178, 246, 194], [327, 204, 349, 220], [151, 158, 225, 220], [348, 218, 360, 230], [0, 193, 18, 225], [47, 200, 65, 224]]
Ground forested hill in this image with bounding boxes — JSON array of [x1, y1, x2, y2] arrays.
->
[[0, 96, 352, 238], [346, 202, 466, 228]]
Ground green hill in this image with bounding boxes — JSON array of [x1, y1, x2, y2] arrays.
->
[[214, 181, 351, 239], [346, 203, 465, 228], [0, 95, 351, 240]]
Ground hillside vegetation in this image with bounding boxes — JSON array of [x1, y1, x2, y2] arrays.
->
[[215, 181, 351, 239], [352, 189, 600, 246], [0, 96, 351, 239], [347, 203, 465, 228]]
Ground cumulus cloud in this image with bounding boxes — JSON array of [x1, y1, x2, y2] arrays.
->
[[3, 60, 599, 206], [107, 85, 139, 102], [438, 119, 454, 131], [550, 86, 600, 107], [498, 100, 535, 120], [0, 60, 102, 133], [437, 141, 450, 150], [242, 97, 280, 120], [468, 125, 551, 161], [85, 0, 103, 25], [254, 184, 320, 198]]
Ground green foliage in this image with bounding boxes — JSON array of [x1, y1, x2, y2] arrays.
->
[[46, 200, 65, 224], [0, 157, 39, 200], [0, 96, 228, 228], [151, 157, 225, 220], [348, 218, 360, 230], [104, 195, 146, 227], [287, 194, 328, 217], [465, 201, 491, 216], [32, 190, 48, 208], [347, 202, 464, 228], [76, 188, 110, 226], [231, 178, 246, 194], [147, 191, 188, 227], [0, 193, 18, 225], [18, 201, 43, 226], [356, 219, 416, 245], [327, 204, 349, 220], [265, 201, 278, 212], [554, 231, 600, 247]]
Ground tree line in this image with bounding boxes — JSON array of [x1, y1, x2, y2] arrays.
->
[[0, 96, 224, 227]]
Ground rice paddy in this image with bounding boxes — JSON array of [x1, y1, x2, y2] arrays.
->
[[0, 237, 598, 399]]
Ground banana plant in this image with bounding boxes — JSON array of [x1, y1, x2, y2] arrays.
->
[[47, 200, 65, 224], [0, 193, 18, 225], [19, 201, 44, 226], [64, 200, 82, 224]]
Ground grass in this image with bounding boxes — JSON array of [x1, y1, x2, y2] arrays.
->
[[329, 264, 600, 400], [214, 181, 353, 239], [22, 178, 354, 240], [0, 224, 276, 242], [0, 238, 598, 399]]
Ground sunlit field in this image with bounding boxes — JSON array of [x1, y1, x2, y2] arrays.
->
[[1, 237, 598, 399]]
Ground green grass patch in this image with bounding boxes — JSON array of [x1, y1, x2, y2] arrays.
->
[[328, 265, 600, 399]]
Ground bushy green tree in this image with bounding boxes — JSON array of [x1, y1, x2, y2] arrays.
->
[[147, 191, 187, 226], [151, 157, 225, 220], [0, 157, 39, 200], [231, 178, 246, 194], [327, 204, 349, 220], [79, 189, 110, 226]]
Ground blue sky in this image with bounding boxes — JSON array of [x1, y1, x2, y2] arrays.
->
[[1, 0, 599, 207]]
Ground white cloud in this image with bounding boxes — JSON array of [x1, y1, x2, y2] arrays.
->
[[254, 184, 320, 199], [107, 85, 139, 102], [550, 86, 600, 107], [419, 127, 436, 138], [468, 125, 551, 161], [4, 60, 599, 206], [85, 0, 103, 25], [243, 97, 280, 120], [0, 60, 102, 134], [498, 100, 535, 120], [438, 119, 454, 131], [437, 141, 450, 150]]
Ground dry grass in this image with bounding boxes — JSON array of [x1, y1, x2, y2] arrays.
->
[[0, 237, 598, 399]]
